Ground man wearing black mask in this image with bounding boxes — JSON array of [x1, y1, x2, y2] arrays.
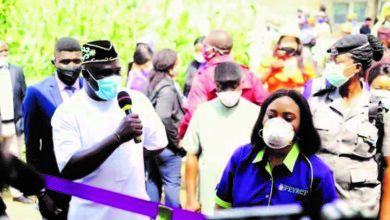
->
[[23, 37, 83, 220]]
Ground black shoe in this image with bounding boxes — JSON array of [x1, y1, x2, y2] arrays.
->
[[12, 196, 33, 204]]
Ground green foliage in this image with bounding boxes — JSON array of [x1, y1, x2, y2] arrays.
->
[[1, 0, 264, 87]]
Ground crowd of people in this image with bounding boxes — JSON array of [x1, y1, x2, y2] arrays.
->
[[0, 3, 390, 220]]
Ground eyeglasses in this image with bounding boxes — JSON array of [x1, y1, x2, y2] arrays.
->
[[59, 59, 82, 65]]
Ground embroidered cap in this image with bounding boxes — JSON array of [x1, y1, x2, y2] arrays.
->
[[81, 40, 118, 64]]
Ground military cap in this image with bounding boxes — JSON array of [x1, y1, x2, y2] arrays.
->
[[327, 34, 369, 56]]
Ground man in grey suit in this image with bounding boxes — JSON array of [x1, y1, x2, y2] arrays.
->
[[0, 40, 30, 204], [24, 37, 83, 220]]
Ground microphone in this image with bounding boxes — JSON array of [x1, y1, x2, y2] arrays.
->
[[117, 91, 142, 143]]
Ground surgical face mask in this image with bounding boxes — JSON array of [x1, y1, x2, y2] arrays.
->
[[317, 18, 325, 23], [324, 62, 352, 87], [384, 21, 390, 30], [56, 66, 81, 86], [371, 89, 390, 108], [371, 89, 390, 98], [202, 46, 216, 62], [261, 117, 295, 149], [194, 52, 205, 63], [0, 57, 7, 67], [88, 70, 121, 101], [217, 90, 242, 108]]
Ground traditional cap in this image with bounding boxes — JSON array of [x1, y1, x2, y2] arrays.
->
[[326, 34, 369, 56], [81, 40, 118, 64], [214, 62, 242, 82]]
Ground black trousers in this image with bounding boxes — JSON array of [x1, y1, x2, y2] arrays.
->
[[0, 196, 6, 216]]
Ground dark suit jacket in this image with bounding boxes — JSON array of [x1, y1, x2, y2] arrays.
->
[[3, 64, 26, 135], [23, 75, 83, 175], [23, 75, 83, 217]]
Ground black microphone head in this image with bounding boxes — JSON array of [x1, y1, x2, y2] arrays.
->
[[117, 91, 132, 112]]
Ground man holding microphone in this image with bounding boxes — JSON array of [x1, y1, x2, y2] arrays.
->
[[51, 40, 167, 220]]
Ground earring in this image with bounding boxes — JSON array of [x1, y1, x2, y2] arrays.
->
[[257, 129, 263, 139]]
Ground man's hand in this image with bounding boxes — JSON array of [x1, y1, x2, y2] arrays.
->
[[39, 194, 63, 218], [185, 198, 201, 212], [115, 113, 143, 143]]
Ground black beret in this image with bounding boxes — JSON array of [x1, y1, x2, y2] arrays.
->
[[214, 62, 242, 82], [327, 34, 369, 55], [81, 40, 118, 64]]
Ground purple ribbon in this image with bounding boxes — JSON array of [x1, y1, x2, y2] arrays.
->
[[43, 174, 206, 220]]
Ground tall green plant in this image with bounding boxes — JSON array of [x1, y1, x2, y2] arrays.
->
[[2, 0, 267, 87]]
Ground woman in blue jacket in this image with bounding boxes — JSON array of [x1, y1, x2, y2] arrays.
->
[[215, 89, 338, 218]]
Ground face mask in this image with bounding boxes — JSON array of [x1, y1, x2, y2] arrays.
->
[[202, 47, 216, 62], [384, 21, 390, 30], [141, 68, 150, 77], [56, 66, 81, 86], [373, 88, 390, 96], [371, 88, 390, 96], [261, 117, 295, 149], [317, 18, 325, 23], [371, 89, 390, 104], [324, 62, 351, 87], [0, 57, 7, 67], [217, 90, 242, 108], [194, 53, 205, 63], [88, 71, 121, 101]]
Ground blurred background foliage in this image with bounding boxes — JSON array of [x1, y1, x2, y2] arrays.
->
[[0, 0, 277, 87]]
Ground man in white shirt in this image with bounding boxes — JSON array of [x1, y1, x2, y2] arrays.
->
[[0, 40, 29, 204], [183, 62, 261, 215], [52, 40, 167, 220]]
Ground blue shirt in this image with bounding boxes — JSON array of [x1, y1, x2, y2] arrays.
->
[[215, 144, 338, 210]]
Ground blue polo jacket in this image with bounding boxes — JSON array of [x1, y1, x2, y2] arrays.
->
[[215, 144, 338, 210]]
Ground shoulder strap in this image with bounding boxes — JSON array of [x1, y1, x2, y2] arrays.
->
[[312, 79, 335, 97], [149, 84, 171, 107]]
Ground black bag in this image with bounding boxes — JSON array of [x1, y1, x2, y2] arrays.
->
[[369, 98, 388, 181]]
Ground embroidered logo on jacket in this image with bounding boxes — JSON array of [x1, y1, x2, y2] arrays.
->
[[278, 184, 308, 196]]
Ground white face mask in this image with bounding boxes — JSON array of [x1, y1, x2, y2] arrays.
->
[[217, 90, 242, 108], [371, 89, 390, 98], [0, 57, 7, 67], [261, 117, 295, 149], [384, 21, 390, 29], [194, 52, 205, 63], [324, 62, 351, 87], [371, 89, 390, 108]]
